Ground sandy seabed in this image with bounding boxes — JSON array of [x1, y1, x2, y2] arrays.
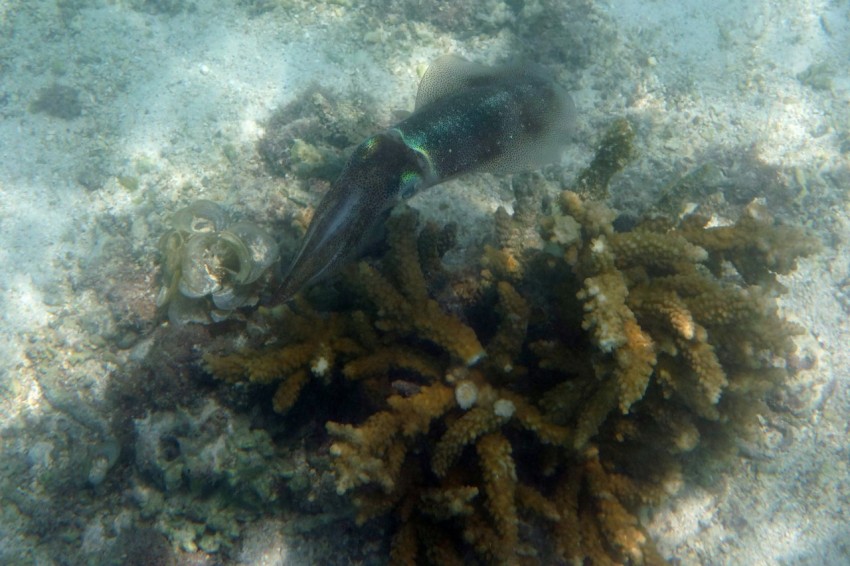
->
[[0, 1, 848, 564]]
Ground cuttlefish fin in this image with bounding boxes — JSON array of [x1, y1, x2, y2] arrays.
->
[[414, 55, 494, 110]]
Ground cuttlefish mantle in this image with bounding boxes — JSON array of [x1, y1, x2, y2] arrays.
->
[[273, 55, 576, 303]]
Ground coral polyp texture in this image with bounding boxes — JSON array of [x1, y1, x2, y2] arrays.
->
[[203, 133, 818, 564]]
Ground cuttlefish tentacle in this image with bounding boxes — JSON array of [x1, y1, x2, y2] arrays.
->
[[274, 55, 576, 303]]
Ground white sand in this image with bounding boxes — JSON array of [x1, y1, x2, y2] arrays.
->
[[0, 0, 847, 563]]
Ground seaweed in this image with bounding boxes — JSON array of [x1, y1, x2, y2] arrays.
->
[[29, 83, 82, 120]]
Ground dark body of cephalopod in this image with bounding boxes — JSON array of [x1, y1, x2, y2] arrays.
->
[[274, 55, 576, 303]]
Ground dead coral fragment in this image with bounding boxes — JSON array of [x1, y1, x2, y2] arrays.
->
[[30, 83, 82, 120], [258, 86, 376, 179]]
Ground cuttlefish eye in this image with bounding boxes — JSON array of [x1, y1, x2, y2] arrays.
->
[[399, 170, 422, 199]]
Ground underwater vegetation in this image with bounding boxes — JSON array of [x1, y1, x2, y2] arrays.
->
[[156, 200, 279, 324], [29, 83, 82, 120], [203, 120, 820, 564]]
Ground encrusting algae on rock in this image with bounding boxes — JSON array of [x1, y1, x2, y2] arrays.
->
[[201, 120, 820, 564]]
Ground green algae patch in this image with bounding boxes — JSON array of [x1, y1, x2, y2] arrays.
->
[[29, 83, 82, 120]]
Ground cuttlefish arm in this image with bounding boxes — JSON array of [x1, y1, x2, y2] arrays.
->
[[273, 129, 436, 301], [273, 55, 576, 303]]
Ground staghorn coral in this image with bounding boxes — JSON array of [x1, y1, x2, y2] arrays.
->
[[550, 446, 669, 566], [203, 125, 818, 564], [476, 433, 520, 559], [313, 209, 587, 563], [676, 211, 820, 288], [203, 296, 367, 413], [556, 189, 816, 429], [203, 209, 486, 417], [356, 210, 486, 366], [574, 118, 636, 201], [437, 206, 807, 559]]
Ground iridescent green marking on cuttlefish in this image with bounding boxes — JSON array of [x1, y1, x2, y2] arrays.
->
[[361, 135, 380, 154], [273, 55, 577, 304], [399, 169, 423, 197], [391, 127, 437, 192]]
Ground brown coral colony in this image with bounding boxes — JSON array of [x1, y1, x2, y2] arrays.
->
[[202, 120, 819, 564]]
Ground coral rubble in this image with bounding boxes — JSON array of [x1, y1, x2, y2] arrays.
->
[[132, 399, 284, 553], [203, 125, 819, 564], [257, 86, 377, 180]]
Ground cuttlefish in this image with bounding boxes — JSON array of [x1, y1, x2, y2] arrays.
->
[[273, 55, 576, 303]]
